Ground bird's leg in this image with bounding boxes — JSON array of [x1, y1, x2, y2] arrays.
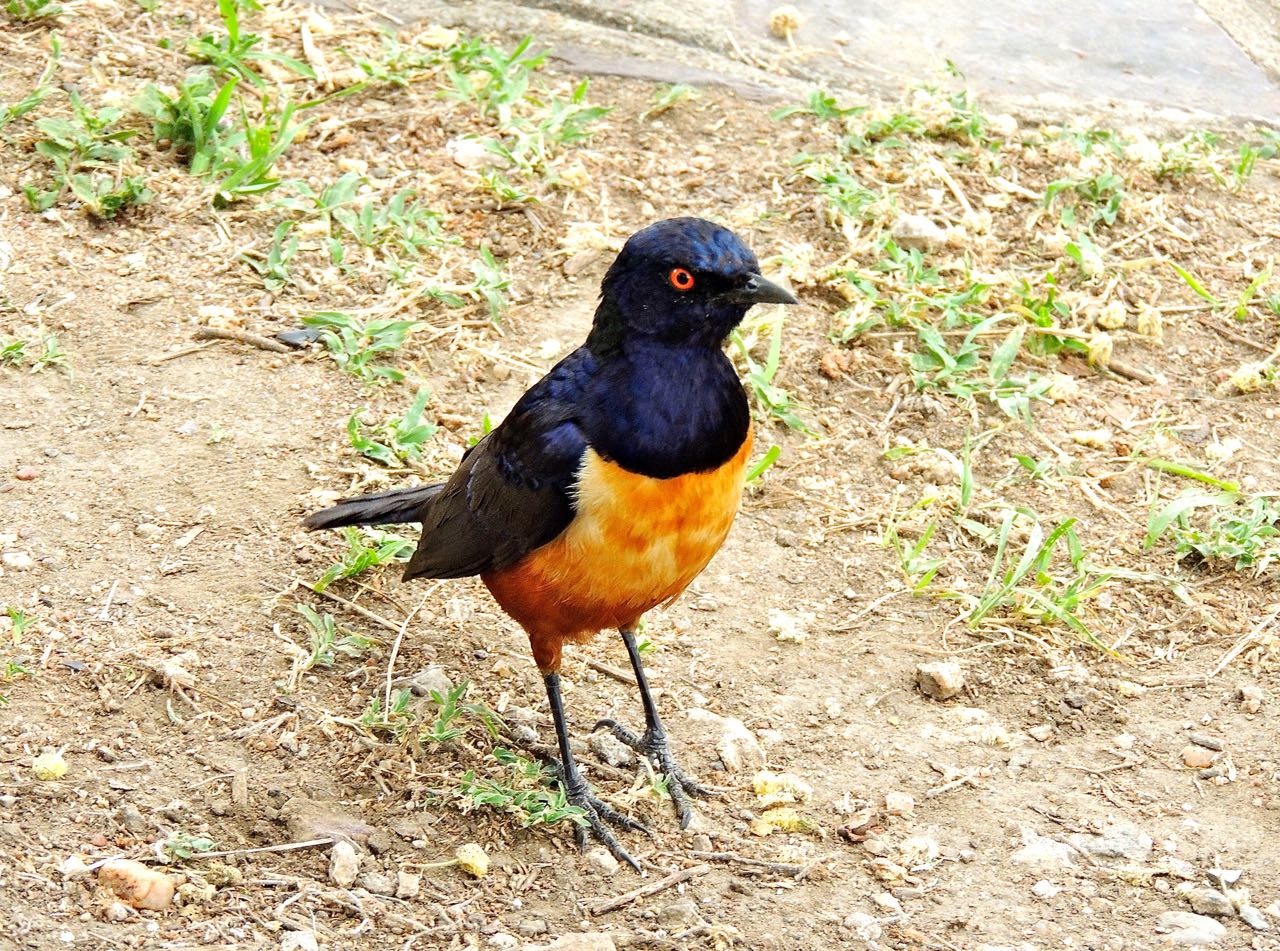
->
[[593, 627, 714, 829], [542, 671, 645, 870]]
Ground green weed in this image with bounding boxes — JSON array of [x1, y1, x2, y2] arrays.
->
[[1146, 491, 1280, 573], [1044, 172, 1125, 230], [446, 35, 545, 126], [347, 387, 438, 467], [340, 30, 442, 87], [187, 0, 313, 88], [459, 746, 587, 828], [0, 339, 27, 366], [315, 526, 414, 591], [24, 92, 151, 217], [5, 607, 32, 643], [795, 153, 885, 222], [0, 34, 60, 132], [294, 605, 375, 672], [160, 830, 217, 861], [642, 83, 698, 120], [731, 316, 812, 434], [135, 71, 240, 174], [302, 311, 425, 384], [4, 0, 61, 20], [771, 87, 863, 123], [240, 220, 297, 293]]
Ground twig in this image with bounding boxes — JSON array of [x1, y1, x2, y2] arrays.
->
[[293, 578, 403, 634], [192, 838, 334, 860], [924, 770, 983, 798], [685, 851, 806, 877], [385, 584, 441, 713], [194, 327, 293, 354], [584, 658, 636, 686], [1105, 358, 1157, 385], [586, 864, 712, 916], [1197, 314, 1272, 354], [149, 342, 219, 365], [1206, 602, 1280, 679]]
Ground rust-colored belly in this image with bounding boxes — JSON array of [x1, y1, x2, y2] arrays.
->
[[483, 431, 753, 671]]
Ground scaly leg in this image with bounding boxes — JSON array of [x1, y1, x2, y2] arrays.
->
[[593, 627, 714, 829], [543, 671, 645, 870]]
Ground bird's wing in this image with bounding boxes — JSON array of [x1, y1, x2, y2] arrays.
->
[[402, 355, 590, 580]]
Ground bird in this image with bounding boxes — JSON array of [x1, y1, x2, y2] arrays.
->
[[304, 217, 797, 868]]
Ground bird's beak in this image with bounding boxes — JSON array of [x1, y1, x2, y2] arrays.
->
[[724, 273, 798, 306]]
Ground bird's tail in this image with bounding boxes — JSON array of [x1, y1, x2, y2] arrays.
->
[[303, 483, 444, 531]]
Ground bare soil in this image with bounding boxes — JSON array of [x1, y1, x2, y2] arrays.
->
[[2, 4, 1280, 950]]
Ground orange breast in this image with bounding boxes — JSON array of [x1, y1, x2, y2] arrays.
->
[[483, 430, 753, 671]]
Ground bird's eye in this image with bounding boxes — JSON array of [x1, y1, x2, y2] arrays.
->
[[668, 267, 695, 292]]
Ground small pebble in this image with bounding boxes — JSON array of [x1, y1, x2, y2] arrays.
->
[[15, 466, 39, 481], [357, 871, 394, 896], [588, 732, 635, 768], [657, 898, 699, 926], [1028, 724, 1055, 742], [134, 522, 163, 540], [1185, 886, 1235, 917], [1032, 879, 1062, 899], [915, 661, 964, 700], [585, 846, 620, 876], [891, 213, 946, 252], [884, 791, 915, 816], [328, 841, 360, 887], [281, 932, 320, 951], [1180, 745, 1216, 769], [1188, 733, 1224, 752], [1238, 684, 1265, 713], [2, 551, 34, 570], [395, 871, 420, 899], [1240, 905, 1270, 931]]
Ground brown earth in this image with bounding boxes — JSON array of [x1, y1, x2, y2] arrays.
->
[[2, 3, 1280, 950]]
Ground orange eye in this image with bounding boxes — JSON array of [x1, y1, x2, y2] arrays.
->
[[668, 267, 695, 292]]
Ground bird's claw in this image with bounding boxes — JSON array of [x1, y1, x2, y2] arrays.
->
[[559, 777, 647, 871], [592, 718, 715, 829]]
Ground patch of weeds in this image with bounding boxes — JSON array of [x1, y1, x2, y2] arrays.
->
[[446, 35, 546, 126], [187, 0, 313, 88], [731, 315, 813, 434], [340, 30, 443, 87], [24, 92, 151, 217], [771, 87, 863, 123], [842, 110, 927, 155], [135, 71, 240, 174], [0, 339, 28, 366], [315, 526, 414, 591], [910, 318, 1053, 424], [642, 82, 698, 120], [292, 604, 375, 677], [423, 682, 499, 745], [964, 510, 1118, 652], [1155, 131, 1223, 180], [0, 34, 60, 132], [1012, 277, 1087, 356], [302, 311, 425, 384], [794, 153, 886, 223], [359, 688, 416, 738], [1044, 171, 1125, 230], [332, 187, 449, 264], [240, 220, 297, 293], [883, 510, 944, 592], [467, 412, 494, 448], [348, 387, 438, 467], [478, 79, 610, 187], [5, 607, 33, 643], [1055, 126, 1129, 156], [213, 96, 307, 205], [459, 747, 587, 828], [467, 247, 509, 321], [160, 830, 217, 861], [4, 0, 61, 21], [1146, 491, 1280, 573]]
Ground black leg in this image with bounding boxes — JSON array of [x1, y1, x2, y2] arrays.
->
[[593, 627, 715, 829], [543, 672, 645, 870]]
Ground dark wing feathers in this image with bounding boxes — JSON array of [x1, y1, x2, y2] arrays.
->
[[401, 351, 592, 580]]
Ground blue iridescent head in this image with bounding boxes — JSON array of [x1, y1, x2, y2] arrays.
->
[[591, 217, 796, 351]]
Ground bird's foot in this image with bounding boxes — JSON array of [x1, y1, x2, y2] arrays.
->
[[550, 761, 648, 871], [592, 719, 715, 828]]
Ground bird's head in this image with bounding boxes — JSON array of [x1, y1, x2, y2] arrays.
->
[[591, 217, 797, 352]]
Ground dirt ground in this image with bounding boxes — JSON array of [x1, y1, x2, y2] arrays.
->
[[3, 3, 1280, 950]]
